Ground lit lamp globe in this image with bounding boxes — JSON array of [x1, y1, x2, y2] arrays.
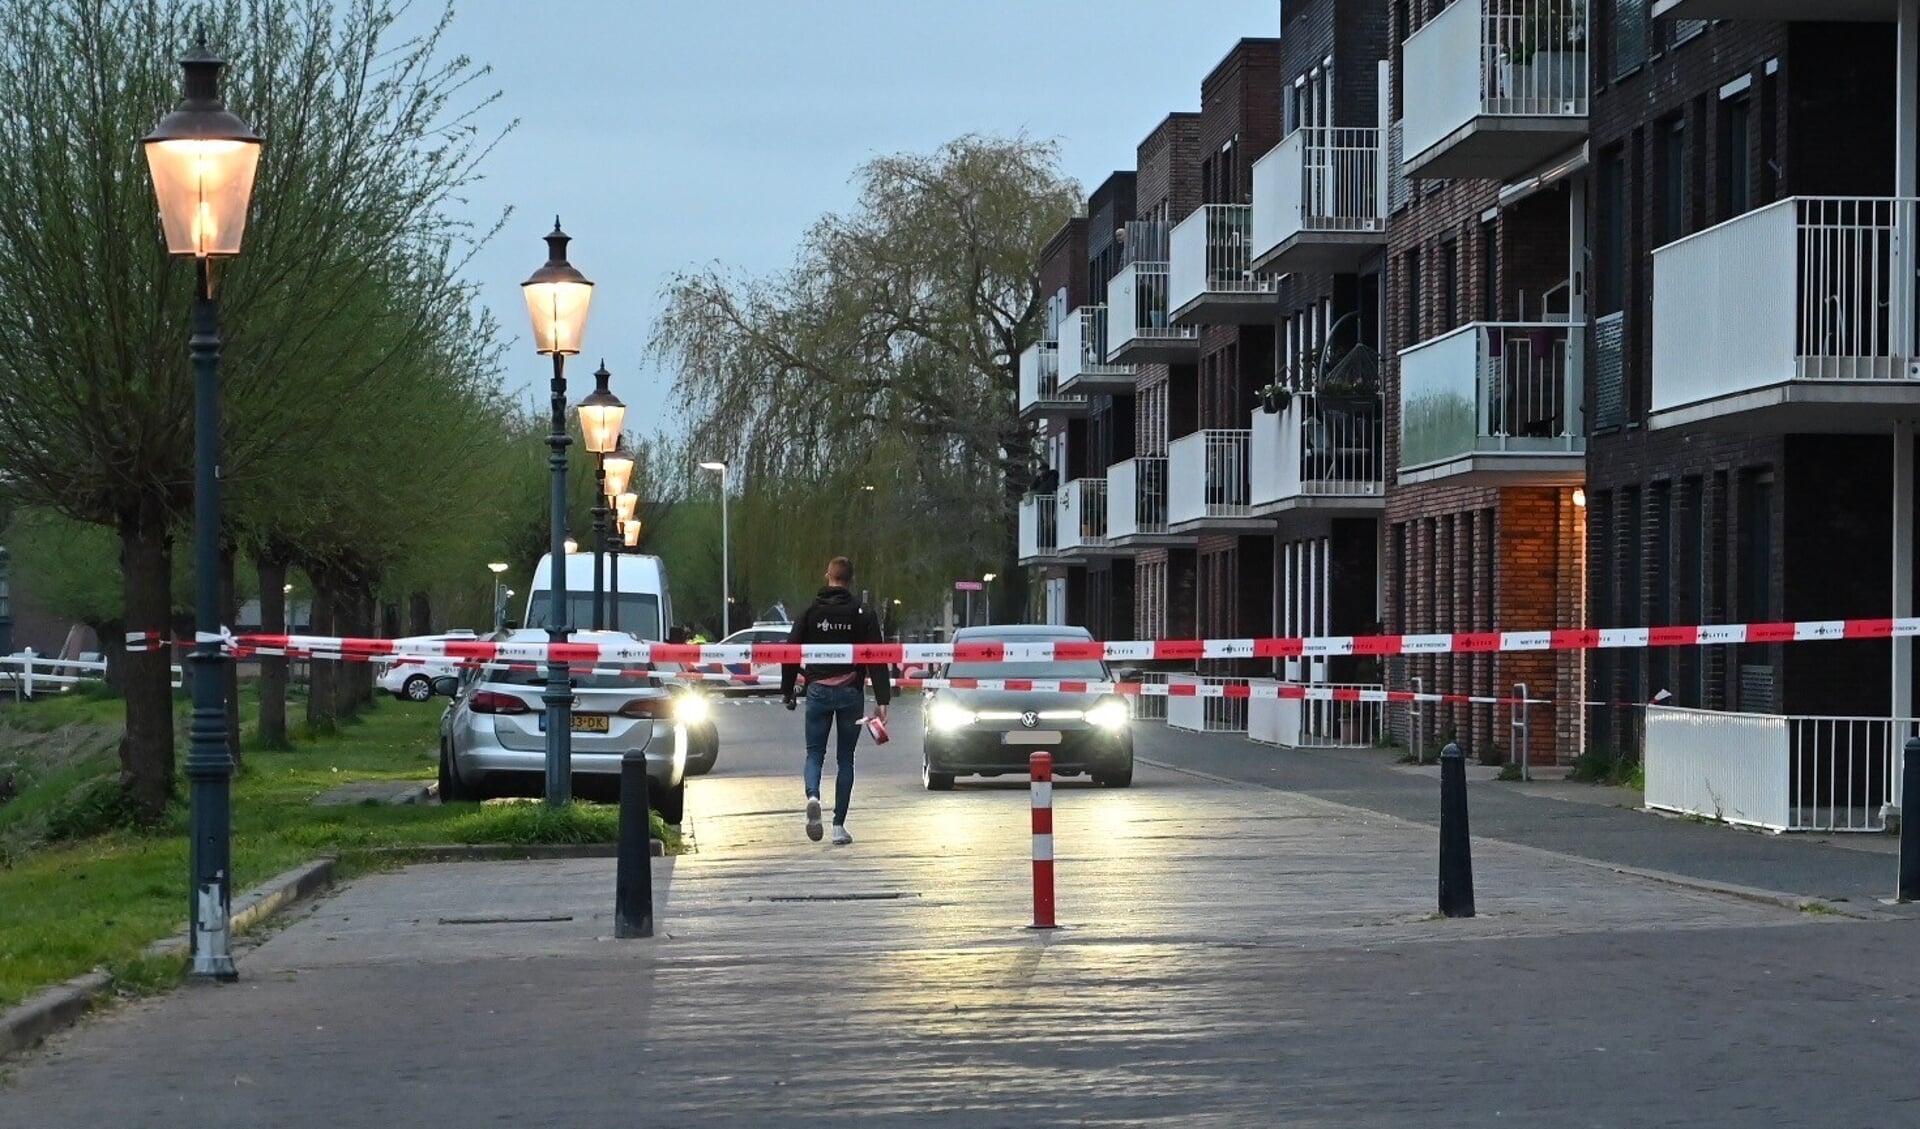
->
[[622, 519, 642, 548], [143, 44, 263, 258], [522, 220, 593, 355], [615, 492, 638, 525], [603, 447, 636, 499], [564, 535, 579, 555], [577, 362, 626, 454]]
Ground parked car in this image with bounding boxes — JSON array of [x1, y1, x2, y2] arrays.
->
[[698, 621, 796, 695], [376, 630, 478, 702], [433, 628, 705, 822], [919, 624, 1133, 791]]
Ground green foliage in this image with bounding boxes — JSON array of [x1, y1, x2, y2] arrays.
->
[[1571, 744, 1643, 788]]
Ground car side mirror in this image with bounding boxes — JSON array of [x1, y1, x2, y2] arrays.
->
[[431, 676, 460, 698]]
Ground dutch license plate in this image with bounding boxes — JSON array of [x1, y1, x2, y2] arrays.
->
[[571, 715, 610, 733], [1003, 730, 1062, 745]]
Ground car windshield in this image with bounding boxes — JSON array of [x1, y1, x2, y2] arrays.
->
[[524, 593, 662, 642], [482, 664, 654, 692], [945, 659, 1108, 681]]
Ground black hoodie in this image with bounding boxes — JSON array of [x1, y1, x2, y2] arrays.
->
[[780, 586, 892, 704]]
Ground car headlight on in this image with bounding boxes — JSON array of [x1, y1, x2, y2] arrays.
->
[[675, 692, 711, 724], [929, 701, 976, 732], [1084, 700, 1131, 729]]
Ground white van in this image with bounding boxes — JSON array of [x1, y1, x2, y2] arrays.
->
[[523, 552, 673, 641]]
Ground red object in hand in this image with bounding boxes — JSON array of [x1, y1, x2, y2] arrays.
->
[[865, 715, 890, 744]]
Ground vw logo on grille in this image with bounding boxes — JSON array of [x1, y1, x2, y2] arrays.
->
[[1020, 711, 1039, 729]]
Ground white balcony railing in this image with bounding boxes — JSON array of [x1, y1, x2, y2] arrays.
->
[[1058, 305, 1132, 388], [1250, 393, 1385, 506], [1252, 127, 1385, 265], [1017, 341, 1072, 413], [1169, 205, 1275, 318], [1402, 0, 1589, 177], [1398, 322, 1584, 473], [1056, 478, 1109, 553], [1169, 429, 1253, 526], [1107, 261, 1197, 356], [1107, 457, 1170, 539], [1018, 493, 1059, 561], [1652, 197, 1920, 421]]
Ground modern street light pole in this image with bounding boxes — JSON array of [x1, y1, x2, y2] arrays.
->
[[577, 363, 626, 631], [144, 39, 263, 982], [488, 562, 509, 630], [699, 461, 731, 637], [983, 572, 997, 626], [522, 221, 594, 806]]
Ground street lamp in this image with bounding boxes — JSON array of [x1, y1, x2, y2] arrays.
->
[[145, 38, 262, 983], [699, 461, 731, 636], [564, 534, 579, 555], [622, 518, 642, 547], [488, 562, 509, 630], [603, 443, 635, 500], [523, 219, 594, 806], [576, 362, 626, 632], [982, 572, 997, 626]]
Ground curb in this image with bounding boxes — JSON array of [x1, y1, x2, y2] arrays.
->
[[0, 858, 339, 1061], [350, 841, 659, 864], [1137, 755, 1891, 921]]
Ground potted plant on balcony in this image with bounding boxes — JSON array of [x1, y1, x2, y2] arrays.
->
[[1255, 382, 1292, 415], [1502, 3, 1587, 108]]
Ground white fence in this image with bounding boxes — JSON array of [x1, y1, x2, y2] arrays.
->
[[1249, 686, 1388, 748], [1169, 429, 1252, 525], [1166, 675, 1249, 734], [1645, 706, 1911, 832], [0, 651, 184, 699], [1652, 196, 1920, 415]]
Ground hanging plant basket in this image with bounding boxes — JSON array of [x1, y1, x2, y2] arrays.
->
[[1258, 386, 1291, 415]]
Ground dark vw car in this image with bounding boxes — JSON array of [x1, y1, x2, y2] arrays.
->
[[920, 625, 1133, 790]]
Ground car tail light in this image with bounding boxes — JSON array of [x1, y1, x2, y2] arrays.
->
[[620, 697, 670, 719], [469, 690, 531, 715]]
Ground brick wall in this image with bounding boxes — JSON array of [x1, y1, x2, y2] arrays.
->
[[1040, 217, 1089, 311], [1137, 112, 1203, 224]]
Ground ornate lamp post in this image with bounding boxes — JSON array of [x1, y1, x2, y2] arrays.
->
[[522, 221, 594, 805], [144, 39, 263, 982], [601, 443, 635, 631], [577, 364, 626, 631]]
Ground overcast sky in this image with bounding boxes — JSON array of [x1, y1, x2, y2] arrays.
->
[[424, 0, 1276, 428]]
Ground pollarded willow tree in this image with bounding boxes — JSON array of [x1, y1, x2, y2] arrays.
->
[[0, 0, 510, 819], [650, 134, 1078, 622]]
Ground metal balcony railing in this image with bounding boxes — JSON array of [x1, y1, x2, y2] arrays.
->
[[1402, 0, 1590, 177], [1399, 322, 1584, 472], [1058, 305, 1132, 388], [1107, 457, 1169, 539], [1169, 429, 1253, 526], [1018, 493, 1059, 561], [1169, 204, 1275, 317], [1056, 478, 1109, 552], [1250, 393, 1385, 506]]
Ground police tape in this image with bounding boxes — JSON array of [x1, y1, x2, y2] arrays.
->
[[126, 615, 1917, 665]]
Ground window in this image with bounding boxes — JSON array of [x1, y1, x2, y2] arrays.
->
[[1403, 250, 1423, 345], [1721, 95, 1752, 218], [1657, 116, 1685, 245], [1737, 470, 1774, 622], [1677, 477, 1705, 706], [1480, 220, 1497, 320], [1598, 148, 1626, 313], [1440, 238, 1460, 331], [1649, 482, 1673, 696], [1614, 0, 1649, 79]]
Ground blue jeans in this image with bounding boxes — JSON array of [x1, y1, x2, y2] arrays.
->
[[803, 683, 864, 825]]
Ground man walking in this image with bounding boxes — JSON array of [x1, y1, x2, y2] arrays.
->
[[782, 556, 891, 845]]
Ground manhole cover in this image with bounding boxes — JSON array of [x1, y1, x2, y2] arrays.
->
[[437, 914, 575, 925], [758, 893, 917, 903]]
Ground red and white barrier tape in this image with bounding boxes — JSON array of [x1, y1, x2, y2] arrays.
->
[[126, 615, 1920, 664]]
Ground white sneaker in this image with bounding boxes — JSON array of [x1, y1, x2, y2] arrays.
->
[[805, 797, 823, 842], [831, 824, 853, 846]]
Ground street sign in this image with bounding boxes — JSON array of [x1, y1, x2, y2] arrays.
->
[[954, 580, 984, 591]]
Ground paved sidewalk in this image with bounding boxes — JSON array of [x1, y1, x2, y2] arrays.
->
[[3, 706, 1912, 1127], [1135, 724, 1915, 909]]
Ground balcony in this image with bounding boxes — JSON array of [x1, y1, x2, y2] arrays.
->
[[1017, 341, 1087, 423], [1169, 429, 1266, 532], [1249, 393, 1386, 516], [1402, 0, 1589, 182], [1107, 261, 1198, 364], [1018, 493, 1064, 565], [1168, 205, 1279, 326], [1651, 197, 1920, 433], [1057, 306, 1135, 395], [1251, 127, 1387, 275], [1397, 322, 1586, 485], [1056, 478, 1113, 556], [1106, 457, 1191, 545], [1653, 0, 1890, 16]]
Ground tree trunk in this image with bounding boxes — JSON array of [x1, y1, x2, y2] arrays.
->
[[356, 584, 378, 707], [330, 575, 363, 719], [220, 539, 242, 769], [408, 591, 431, 636], [94, 618, 126, 693], [256, 554, 289, 750], [117, 499, 176, 823], [306, 573, 336, 733]]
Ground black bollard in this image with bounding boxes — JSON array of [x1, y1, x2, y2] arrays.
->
[[1438, 742, 1476, 918], [1901, 738, 1920, 903], [615, 752, 654, 938]]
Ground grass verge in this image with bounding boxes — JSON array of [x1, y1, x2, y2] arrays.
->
[[0, 693, 679, 1011]]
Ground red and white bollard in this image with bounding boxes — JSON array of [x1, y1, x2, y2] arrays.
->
[[1029, 751, 1057, 930]]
